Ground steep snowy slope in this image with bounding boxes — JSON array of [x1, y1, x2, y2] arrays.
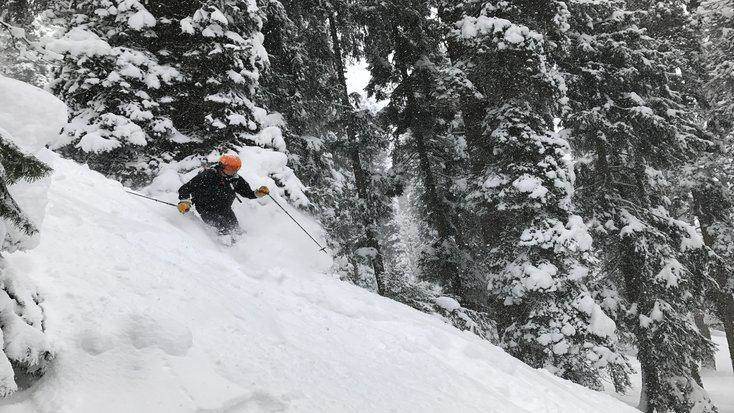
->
[[0, 77, 639, 413]]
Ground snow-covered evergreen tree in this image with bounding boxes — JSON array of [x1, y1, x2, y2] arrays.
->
[[154, 0, 278, 154], [259, 0, 342, 141], [690, 172, 734, 371], [329, 100, 395, 292], [701, 0, 734, 137], [355, 0, 472, 301], [256, 1, 394, 293], [562, 0, 717, 410], [49, 0, 180, 185], [258, 0, 349, 222], [0, 127, 54, 397], [695, 0, 734, 371], [49, 0, 281, 186], [0, 0, 52, 86], [446, 0, 626, 389]]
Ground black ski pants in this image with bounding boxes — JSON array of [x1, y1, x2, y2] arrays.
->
[[199, 208, 240, 235]]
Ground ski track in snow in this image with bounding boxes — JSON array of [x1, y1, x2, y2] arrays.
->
[[0, 154, 641, 413]]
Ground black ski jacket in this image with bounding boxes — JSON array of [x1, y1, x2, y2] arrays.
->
[[178, 167, 257, 213]]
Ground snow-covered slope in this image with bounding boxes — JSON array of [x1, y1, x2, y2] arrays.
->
[[0, 77, 639, 413]]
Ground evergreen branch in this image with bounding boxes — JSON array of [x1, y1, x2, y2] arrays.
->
[[0, 18, 55, 64], [0, 178, 38, 236], [0, 19, 33, 49], [0, 133, 52, 184]]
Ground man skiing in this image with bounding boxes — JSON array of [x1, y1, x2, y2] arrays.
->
[[177, 154, 269, 235]]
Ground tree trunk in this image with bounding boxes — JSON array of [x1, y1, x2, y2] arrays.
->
[[638, 364, 652, 413], [396, 64, 465, 296], [436, 6, 497, 249], [694, 190, 734, 371], [721, 296, 734, 372], [327, 13, 387, 295], [694, 310, 717, 370], [619, 235, 659, 413], [413, 130, 451, 241], [638, 343, 659, 413], [414, 124, 464, 294]]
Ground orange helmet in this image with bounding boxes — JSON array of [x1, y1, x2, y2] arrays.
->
[[219, 154, 242, 175]]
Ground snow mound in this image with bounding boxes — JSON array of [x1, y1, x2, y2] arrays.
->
[[0, 76, 67, 153], [0, 77, 59, 251], [0, 78, 638, 412]]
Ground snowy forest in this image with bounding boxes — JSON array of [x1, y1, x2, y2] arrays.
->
[[0, 0, 733, 412]]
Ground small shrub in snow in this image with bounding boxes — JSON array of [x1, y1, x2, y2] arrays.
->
[[386, 278, 498, 343], [0, 129, 54, 396]]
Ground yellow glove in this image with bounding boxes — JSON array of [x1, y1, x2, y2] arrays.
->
[[177, 200, 191, 214], [255, 186, 270, 198]]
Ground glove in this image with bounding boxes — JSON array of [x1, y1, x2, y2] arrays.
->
[[177, 200, 192, 214], [255, 186, 270, 198]]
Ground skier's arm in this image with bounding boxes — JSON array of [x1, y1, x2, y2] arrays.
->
[[179, 171, 205, 200], [234, 177, 257, 199]]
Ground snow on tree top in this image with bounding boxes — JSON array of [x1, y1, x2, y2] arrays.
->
[[574, 294, 617, 339], [434, 296, 461, 312], [456, 15, 544, 49], [209, 8, 229, 26], [127, 7, 156, 30], [46, 27, 113, 58]]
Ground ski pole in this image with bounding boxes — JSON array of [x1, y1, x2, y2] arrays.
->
[[125, 190, 178, 207], [267, 194, 327, 254]]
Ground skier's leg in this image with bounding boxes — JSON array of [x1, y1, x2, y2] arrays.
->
[[198, 210, 218, 230], [220, 209, 241, 235], [201, 209, 239, 235], [204, 210, 240, 246], [197, 210, 228, 235], [197, 208, 240, 245]]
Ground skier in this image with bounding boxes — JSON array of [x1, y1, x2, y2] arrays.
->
[[177, 154, 269, 236]]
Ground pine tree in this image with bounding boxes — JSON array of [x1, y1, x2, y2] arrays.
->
[[0, 128, 54, 397], [321, 2, 391, 294], [691, 174, 734, 371], [702, 0, 734, 136], [562, 0, 717, 410], [445, 0, 626, 388], [150, 0, 279, 155], [354, 0, 473, 302], [258, 0, 348, 220], [639, 0, 728, 373], [328, 102, 395, 290], [256, 1, 394, 293], [49, 0, 181, 185], [0, 0, 52, 85], [259, 0, 342, 141], [50, 0, 281, 186], [696, 0, 734, 371]]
